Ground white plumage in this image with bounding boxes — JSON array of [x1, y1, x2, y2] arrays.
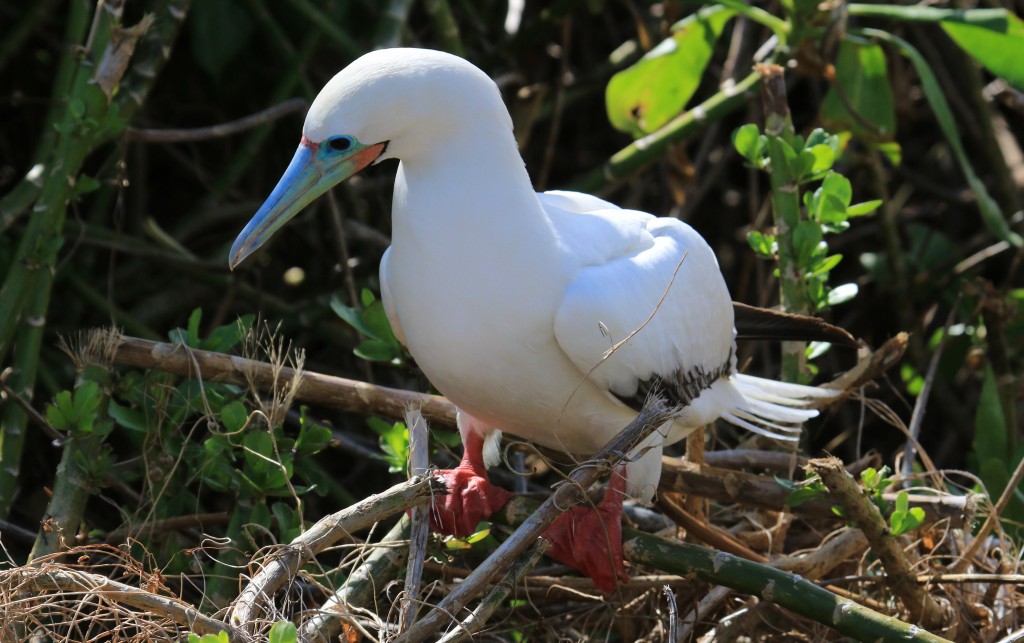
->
[[231, 47, 837, 590]]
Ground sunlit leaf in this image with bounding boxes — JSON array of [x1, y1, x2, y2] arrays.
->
[[943, 12, 1024, 90], [606, 6, 735, 136], [826, 283, 858, 306]]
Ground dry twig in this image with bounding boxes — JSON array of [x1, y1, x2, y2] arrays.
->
[[229, 475, 444, 634], [808, 456, 950, 631]]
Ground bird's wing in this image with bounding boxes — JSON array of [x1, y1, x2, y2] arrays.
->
[[538, 189, 621, 214], [379, 247, 408, 347], [547, 194, 735, 408]]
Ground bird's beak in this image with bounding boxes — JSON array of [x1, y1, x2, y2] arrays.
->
[[229, 136, 388, 269]]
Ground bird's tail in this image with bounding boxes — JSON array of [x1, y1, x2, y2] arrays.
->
[[719, 373, 839, 441]]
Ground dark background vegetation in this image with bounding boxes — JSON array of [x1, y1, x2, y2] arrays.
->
[[1, 0, 1023, 637]]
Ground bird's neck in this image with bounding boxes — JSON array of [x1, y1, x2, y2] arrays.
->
[[390, 129, 556, 257]]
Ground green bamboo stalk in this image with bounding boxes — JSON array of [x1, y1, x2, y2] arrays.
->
[[0, 283, 51, 520], [493, 496, 950, 642], [29, 360, 114, 561], [757, 64, 808, 382], [0, 1, 134, 363], [623, 532, 950, 641], [711, 0, 790, 39], [0, 0, 91, 231], [567, 70, 761, 194], [847, 4, 1007, 28], [0, 3, 186, 519]]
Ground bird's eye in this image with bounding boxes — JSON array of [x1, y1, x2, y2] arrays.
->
[[327, 136, 353, 152]]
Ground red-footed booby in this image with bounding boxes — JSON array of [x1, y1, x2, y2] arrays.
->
[[230, 48, 841, 593]]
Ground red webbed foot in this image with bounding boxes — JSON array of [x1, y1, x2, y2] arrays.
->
[[429, 427, 513, 538], [543, 468, 629, 594]]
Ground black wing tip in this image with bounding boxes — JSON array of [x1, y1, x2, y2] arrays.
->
[[733, 302, 860, 348]]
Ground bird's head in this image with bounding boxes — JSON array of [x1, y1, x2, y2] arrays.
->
[[229, 48, 504, 268]]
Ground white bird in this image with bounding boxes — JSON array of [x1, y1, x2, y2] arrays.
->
[[230, 48, 841, 592]]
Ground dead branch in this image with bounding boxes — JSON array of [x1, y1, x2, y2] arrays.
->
[[301, 516, 412, 643], [436, 540, 551, 643], [229, 475, 444, 634], [110, 335, 457, 426], [808, 456, 950, 630], [659, 458, 977, 528]]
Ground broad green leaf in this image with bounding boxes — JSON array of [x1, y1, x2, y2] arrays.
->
[[821, 172, 852, 206], [220, 401, 249, 433], [805, 144, 837, 176], [269, 621, 298, 643], [606, 6, 735, 136], [201, 315, 254, 353], [330, 295, 374, 337], [821, 40, 896, 142], [792, 221, 823, 264], [355, 338, 401, 363], [295, 410, 333, 456], [108, 400, 148, 433], [943, 12, 1024, 91]]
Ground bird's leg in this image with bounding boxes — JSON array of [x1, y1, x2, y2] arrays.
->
[[429, 427, 513, 538], [543, 465, 629, 594]]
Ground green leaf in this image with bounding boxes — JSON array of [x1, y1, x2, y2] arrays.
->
[[295, 408, 333, 456], [220, 401, 249, 433], [792, 220, 823, 264], [186, 308, 202, 348], [821, 172, 852, 206], [368, 417, 409, 473], [606, 6, 736, 136], [805, 144, 837, 176], [359, 287, 376, 308], [243, 431, 291, 491], [732, 123, 764, 164], [108, 400, 148, 433], [943, 12, 1024, 91], [269, 621, 298, 643], [889, 491, 925, 536], [72, 174, 102, 198], [354, 338, 401, 363], [821, 40, 896, 141], [846, 200, 882, 217], [809, 253, 842, 277], [201, 315, 254, 353], [330, 295, 373, 337], [974, 365, 1008, 466], [747, 230, 776, 258]]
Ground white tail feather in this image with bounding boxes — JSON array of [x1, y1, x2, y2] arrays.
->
[[720, 374, 840, 441]]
